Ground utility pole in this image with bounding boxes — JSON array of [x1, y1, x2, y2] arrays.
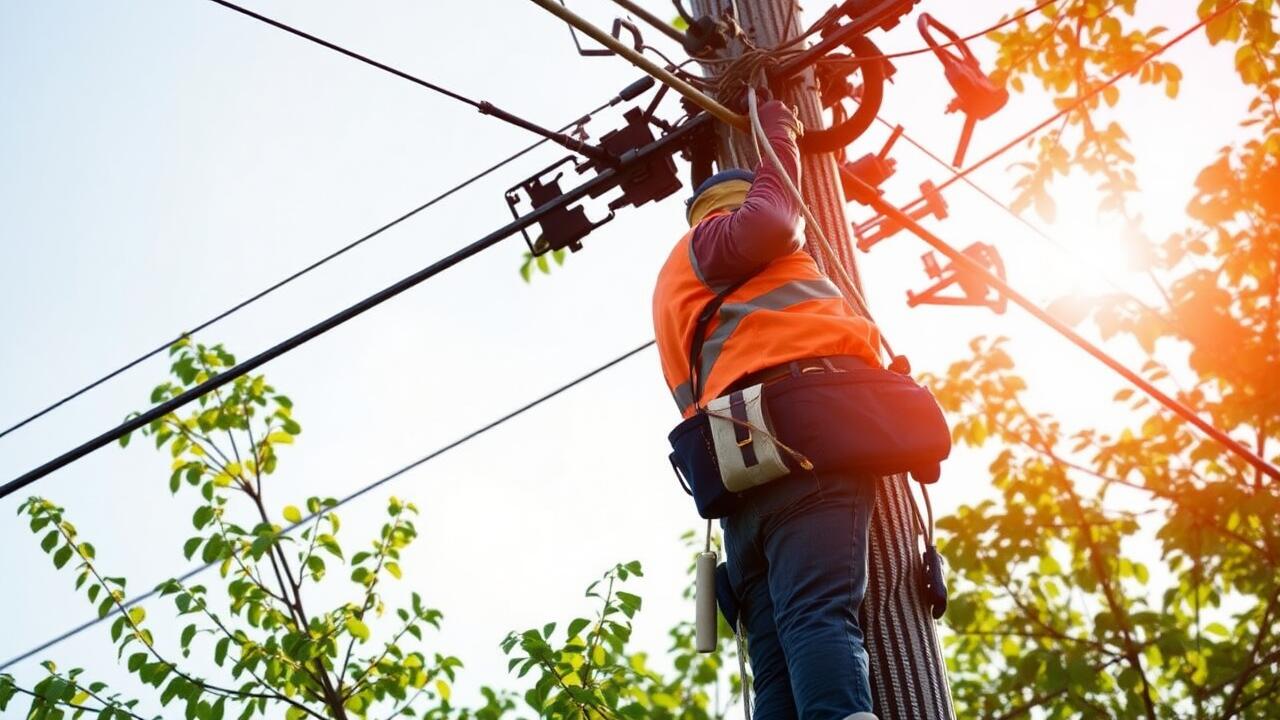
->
[[689, 1, 956, 717]]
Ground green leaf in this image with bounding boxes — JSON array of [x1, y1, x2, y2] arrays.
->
[[183, 537, 203, 561], [567, 618, 591, 638], [282, 505, 302, 524], [345, 617, 370, 642], [53, 545, 73, 569], [1204, 622, 1230, 638], [214, 636, 230, 667]]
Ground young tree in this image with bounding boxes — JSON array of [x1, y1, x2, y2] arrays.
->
[[4, 339, 473, 719], [3, 340, 745, 720]]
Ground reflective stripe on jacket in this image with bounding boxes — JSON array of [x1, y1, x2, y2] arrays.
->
[[653, 217, 883, 418]]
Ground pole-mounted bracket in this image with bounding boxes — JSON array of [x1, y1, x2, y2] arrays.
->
[[854, 180, 949, 251], [840, 124, 902, 205], [918, 13, 1009, 167], [906, 241, 1008, 313], [506, 157, 616, 255], [505, 97, 685, 257]]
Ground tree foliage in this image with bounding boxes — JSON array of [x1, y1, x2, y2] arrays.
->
[[928, 2, 1280, 717], [5, 340, 745, 719], [7, 2, 1279, 719]]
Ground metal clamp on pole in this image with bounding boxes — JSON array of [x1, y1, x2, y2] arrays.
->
[[907, 242, 1008, 314], [918, 13, 1009, 166], [855, 180, 949, 251]]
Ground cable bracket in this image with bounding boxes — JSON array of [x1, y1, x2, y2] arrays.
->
[[906, 241, 1008, 313]]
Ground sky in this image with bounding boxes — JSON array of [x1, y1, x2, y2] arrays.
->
[[0, 0, 1260, 713]]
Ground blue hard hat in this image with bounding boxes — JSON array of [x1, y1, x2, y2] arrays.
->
[[685, 168, 756, 210]]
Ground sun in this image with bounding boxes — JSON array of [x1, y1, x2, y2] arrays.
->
[[1010, 176, 1149, 301]]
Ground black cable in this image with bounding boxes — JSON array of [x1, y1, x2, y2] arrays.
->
[[1, 113, 709, 496], [206, 0, 610, 161], [0, 341, 654, 673], [206, 0, 482, 109], [0, 92, 635, 442]]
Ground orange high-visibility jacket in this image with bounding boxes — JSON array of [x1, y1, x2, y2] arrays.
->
[[653, 217, 883, 418]]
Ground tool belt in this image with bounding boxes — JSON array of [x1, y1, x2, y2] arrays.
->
[[667, 284, 952, 520]]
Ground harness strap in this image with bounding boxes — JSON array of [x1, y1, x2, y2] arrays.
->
[[687, 276, 751, 412]]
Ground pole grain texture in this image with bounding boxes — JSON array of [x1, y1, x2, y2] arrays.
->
[[689, 1, 956, 716]]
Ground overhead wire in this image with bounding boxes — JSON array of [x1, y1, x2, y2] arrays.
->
[[0, 341, 655, 673], [207, 0, 616, 163], [0, 99, 621, 442], [205, 0, 484, 110], [0, 113, 710, 496], [873, 114, 1161, 309], [814, 0, 1062, 66]]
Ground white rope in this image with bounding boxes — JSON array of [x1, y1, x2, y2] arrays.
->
[[745, 84, 897, 361]]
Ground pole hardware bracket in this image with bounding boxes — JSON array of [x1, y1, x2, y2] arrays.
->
[[581, 106, 684, 212], [506, 96, 686, 257], [906, 241, 1008, 313], [918, 13, 1009, 167], [840, 124, 902, 205], [560, 0, 645, 57], [506, 157, 616, 256], [854, 180, 948, 251]]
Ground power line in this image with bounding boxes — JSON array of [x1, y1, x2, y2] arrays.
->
[[1, 114, 710, 497], [0, 341, 654, 673], [815, 0, 1062, 65], [875, 114, 1160, 309], [206, 0, 484, 110], [0, 86, 638, 442], [855, 170, 1280, 482], [206, 0, 616, 162]]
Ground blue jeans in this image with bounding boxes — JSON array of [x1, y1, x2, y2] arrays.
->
[[721, 470, 877, 719]]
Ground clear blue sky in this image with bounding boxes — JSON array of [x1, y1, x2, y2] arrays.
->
[[0, 0, 1254, 710]]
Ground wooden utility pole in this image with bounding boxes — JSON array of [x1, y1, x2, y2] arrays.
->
[[689, 1, 956, 717]]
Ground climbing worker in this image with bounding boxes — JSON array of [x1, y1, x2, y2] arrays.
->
[[653, 98, 885, 719]]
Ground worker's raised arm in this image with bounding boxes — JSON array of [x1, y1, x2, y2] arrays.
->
[[691, 100, 804, 288]]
